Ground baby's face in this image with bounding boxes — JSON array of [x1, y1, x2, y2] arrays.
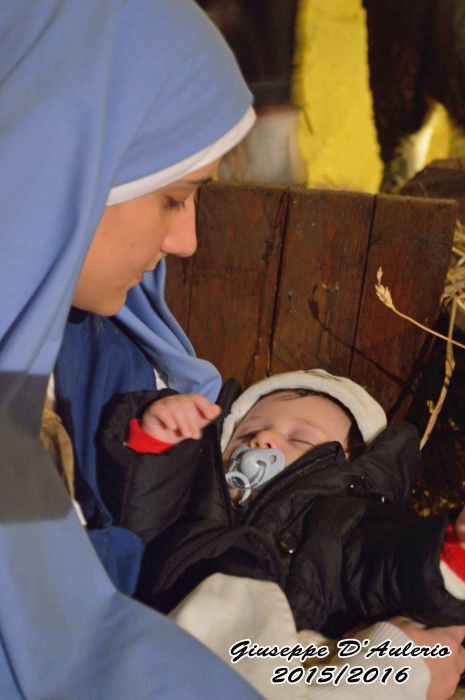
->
[[223, 392, 352, 473]]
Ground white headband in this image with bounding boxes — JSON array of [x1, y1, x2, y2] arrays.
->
[[221, 369, 387, 451], [106, 107, 256, 205]]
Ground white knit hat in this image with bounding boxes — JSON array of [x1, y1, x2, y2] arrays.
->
[[220, 369, 387, 451]]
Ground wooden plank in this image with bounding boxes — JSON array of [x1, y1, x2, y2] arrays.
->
[[164, 256, 193, 334], [400, 165, 465, 221], [186, 182, 289, 387], [427, 158, 465, 171], [350, 194, 457, 420], [270, 189, 375, 377]]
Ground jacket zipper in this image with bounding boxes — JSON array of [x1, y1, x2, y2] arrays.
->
[[242, 449, 340, 527]]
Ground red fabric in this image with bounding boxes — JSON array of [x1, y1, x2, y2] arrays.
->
[[126, 418, 174, 454], [440, 523, 465, 582]]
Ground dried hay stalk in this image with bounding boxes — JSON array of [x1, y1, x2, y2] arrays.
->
[[375, 269, 465, 351], [445, 219, 465, 313], [419, 295, 457, 449], [375, 269, 463, 449]]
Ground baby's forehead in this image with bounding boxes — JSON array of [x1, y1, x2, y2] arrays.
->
[[241, 390, 339, 420], [251, 390, 299, 408]]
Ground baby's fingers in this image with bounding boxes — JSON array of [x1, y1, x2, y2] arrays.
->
[[169, 395, 220, 438], [171, 397, 204, 438], [145, 398, 197, 438], [142, 394, 221, 441], [188, 394, 222, 422], [144, 402, 179, 432]]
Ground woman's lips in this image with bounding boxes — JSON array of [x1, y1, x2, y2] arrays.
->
[[134, 261, 161, 285]]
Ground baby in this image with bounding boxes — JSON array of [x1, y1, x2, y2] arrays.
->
[[127, 370, 379, 501], [102, 369, 465, 636], [128, 370, 378, 511]]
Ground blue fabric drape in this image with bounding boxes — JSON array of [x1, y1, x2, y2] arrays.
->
[[56, 311, 155, 594], [0, 0, 260, 697], [118, 259, 222, 400], [55, 262, 223, 595]]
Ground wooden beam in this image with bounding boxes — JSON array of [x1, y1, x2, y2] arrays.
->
[[270, 189, 375, 377], [350, 194, 456, 419], [186, 182, 288, 387]]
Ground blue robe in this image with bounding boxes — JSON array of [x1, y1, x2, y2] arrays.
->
[[0, 0, 260, 696]]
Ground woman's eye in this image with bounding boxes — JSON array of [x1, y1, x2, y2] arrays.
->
[[165, 196, 186, 211]]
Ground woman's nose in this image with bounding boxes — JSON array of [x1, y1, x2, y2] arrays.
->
[[250, 430, 279, 450], [162, 203, 197, 258]]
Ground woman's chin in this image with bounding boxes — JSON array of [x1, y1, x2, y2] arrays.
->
[[72, 292, 127, 317]]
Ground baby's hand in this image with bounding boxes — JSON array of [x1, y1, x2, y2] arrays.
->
[[141, 394, 221, 445]]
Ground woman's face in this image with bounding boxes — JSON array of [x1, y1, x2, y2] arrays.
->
[[73, 159, 220, 316]]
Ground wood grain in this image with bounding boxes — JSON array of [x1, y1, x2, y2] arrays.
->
[[164, 256, 193, 334], [187, 182, 288, 387], [270, 189, 375, 377], [350, 194, 457, 419], [400, 159, 465, 220], [427, 158, 465, 170], [160, 182, 455, 421]]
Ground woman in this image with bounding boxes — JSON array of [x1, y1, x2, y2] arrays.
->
[[0, 1, 260, 698], [0, 2, 463, 699]]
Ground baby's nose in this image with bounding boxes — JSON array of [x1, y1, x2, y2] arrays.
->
[[250, 430, 279, 450]]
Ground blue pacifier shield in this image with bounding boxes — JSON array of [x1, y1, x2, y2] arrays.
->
[[225, 446, 286, 503]]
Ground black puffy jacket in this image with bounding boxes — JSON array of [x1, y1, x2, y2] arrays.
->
[[98, 381, 465, 637]]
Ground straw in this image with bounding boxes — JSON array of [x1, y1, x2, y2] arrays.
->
[[419, 295, 457, 449], [375, 268, 465, 351], [375, 264, 463, 449]]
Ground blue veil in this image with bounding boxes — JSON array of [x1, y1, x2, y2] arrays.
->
[[0, 1, 261, 697]]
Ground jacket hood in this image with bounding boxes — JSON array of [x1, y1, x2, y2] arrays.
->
[[221, 369, 387, 450]]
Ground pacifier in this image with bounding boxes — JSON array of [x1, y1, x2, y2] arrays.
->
[[225, 446, 286, 504]]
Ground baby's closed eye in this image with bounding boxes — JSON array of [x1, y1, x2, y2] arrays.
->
[[289, 429, 314, 444], [290, 438, 313, 447], [236, 432, 257, 441]]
